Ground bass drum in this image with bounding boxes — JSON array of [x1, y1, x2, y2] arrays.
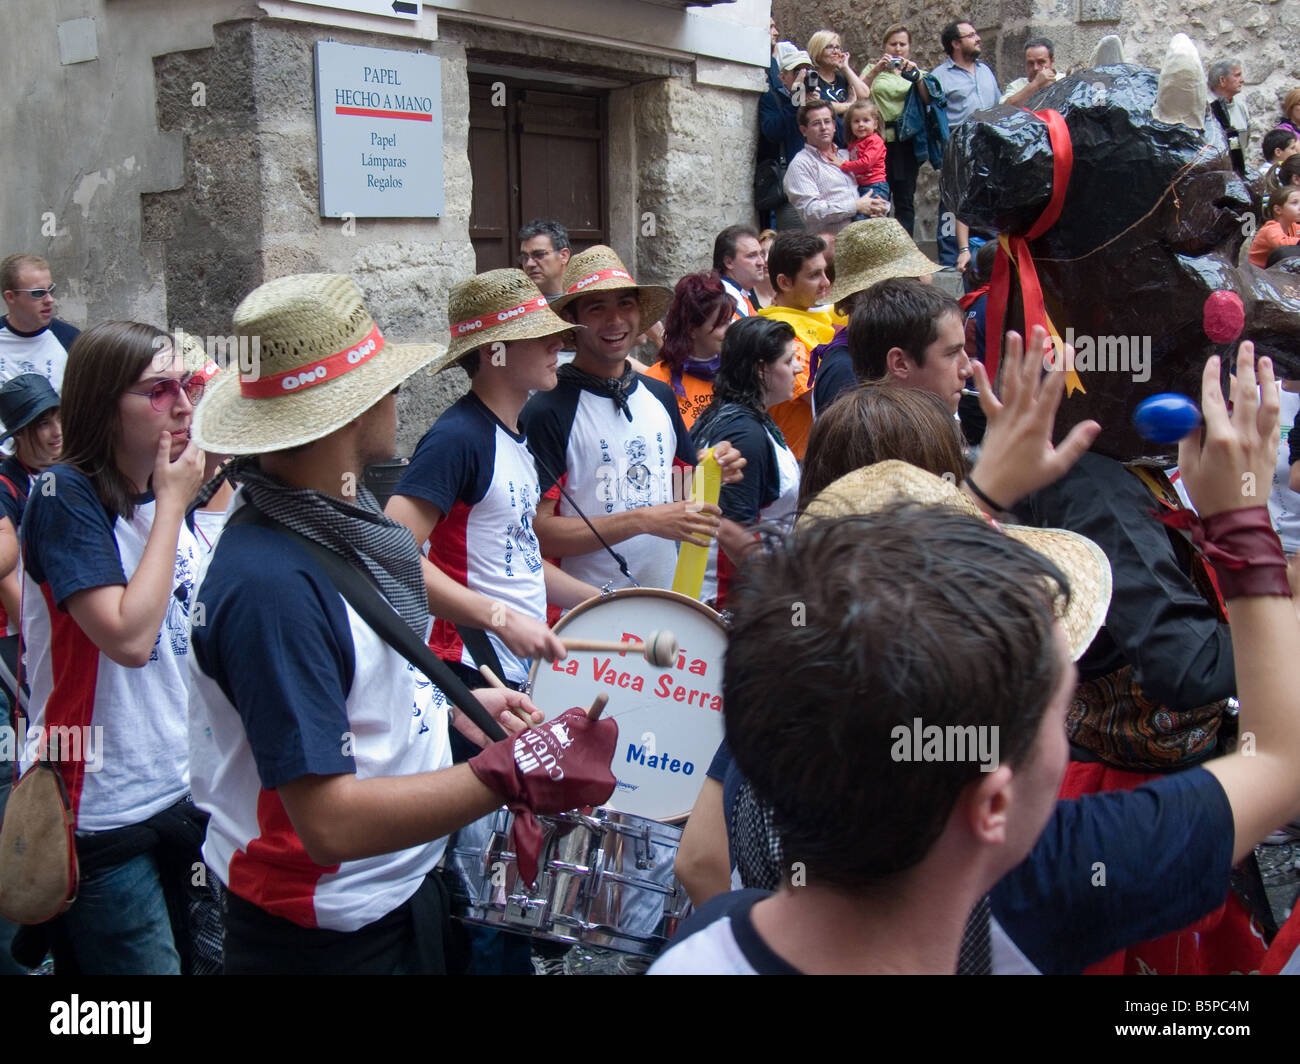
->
[[528, 588, 727, 822], [444, 807, 689, 959]]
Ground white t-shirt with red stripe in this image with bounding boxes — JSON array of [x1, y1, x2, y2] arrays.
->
[[188, 493, 453, 932], [20, 466, 198, 831], [522, 372, 697, 591], [394, 393, 546, 685]]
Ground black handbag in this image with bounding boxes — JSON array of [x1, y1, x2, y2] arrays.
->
[[754, 154, 788, 212]]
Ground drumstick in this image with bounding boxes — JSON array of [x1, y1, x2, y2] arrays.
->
[[586, 694, 609, 721], [557, 630, 679, 668], [478, 664, 509, 690]]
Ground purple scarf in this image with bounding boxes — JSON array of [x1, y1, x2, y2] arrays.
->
[[669, 355, 722, 399]]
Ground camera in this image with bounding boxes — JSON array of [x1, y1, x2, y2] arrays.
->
[[890, 56, 903, 68]]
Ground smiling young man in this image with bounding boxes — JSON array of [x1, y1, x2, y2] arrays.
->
[[0, 254, 79, 391], [848, 278, 972, 414], [521, 247, 741, 592], [385, 269, 595, 694], [757, 231, 839, 458]]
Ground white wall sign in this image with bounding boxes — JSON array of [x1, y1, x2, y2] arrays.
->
[[299, 0, 422, 20], [314, 41, 444, 218]]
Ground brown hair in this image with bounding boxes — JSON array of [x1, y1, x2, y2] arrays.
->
[[1284, 87, 1300, 122], [1, 254, 50, 293], [60, 321, 174, 520], [844, 98, 882, 140], [1267, 185, 1300, 218], [798, 384, 967, 510], [881, 24, 909, 47]]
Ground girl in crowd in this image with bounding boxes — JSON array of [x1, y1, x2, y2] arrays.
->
[[647, 272, 734, 429], [1250, 185, 1300, 267], [21, 322, 213, 974], [690, 316, 801, 607]]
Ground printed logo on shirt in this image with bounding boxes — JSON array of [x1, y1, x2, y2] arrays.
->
[[154, 547, 197, 661], [594, 434, 672, 511]]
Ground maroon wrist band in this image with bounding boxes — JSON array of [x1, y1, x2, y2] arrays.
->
[[1157, 505, 1291, 600]]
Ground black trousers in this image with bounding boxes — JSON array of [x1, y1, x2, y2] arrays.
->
[[222, 870, 456, 975], [885, 134, 920, 237]]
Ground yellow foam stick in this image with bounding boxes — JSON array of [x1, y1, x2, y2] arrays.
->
[[672, 448, 722, 599]]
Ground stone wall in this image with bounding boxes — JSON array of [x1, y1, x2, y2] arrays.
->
[[0, 0, 251, 329]]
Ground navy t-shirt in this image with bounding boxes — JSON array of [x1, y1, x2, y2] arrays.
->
[[662, 767, 1233, 974], [0, 456, 34, 530], [692, 409, 780, 525], [811, 346, 857, 419], [22, 465, 127, 606], [192, 523, 357, 787]]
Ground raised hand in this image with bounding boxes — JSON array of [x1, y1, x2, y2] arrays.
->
[[964, 325, 1101, 511], [1177, 343, 1280, 517]]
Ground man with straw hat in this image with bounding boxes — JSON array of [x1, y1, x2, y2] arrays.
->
[[188, 274, 618, 973], [522, 246, 743, 592], [385, 268, 598, 696], [804, 218, 942, 417], [652, 344, 1300, 973]]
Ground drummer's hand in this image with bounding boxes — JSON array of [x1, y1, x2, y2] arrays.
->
[[641, 500, 722, 546], [493, 608, 567, 662], [452, 690, 545, 748], [706, 441, 747, 485]]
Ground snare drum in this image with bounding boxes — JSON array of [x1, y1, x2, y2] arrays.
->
[[527, 588, 727, 821], [444, 806, 689, 959]]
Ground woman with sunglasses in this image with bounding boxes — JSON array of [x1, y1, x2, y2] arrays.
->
[[20, 321, 210, 974]]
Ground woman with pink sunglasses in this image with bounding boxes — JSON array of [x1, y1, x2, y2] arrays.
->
[[19, 321, 212, 974]]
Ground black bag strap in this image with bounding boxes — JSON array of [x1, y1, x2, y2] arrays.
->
[[454, 624, 507, 687], [227, 504, 507, 743]]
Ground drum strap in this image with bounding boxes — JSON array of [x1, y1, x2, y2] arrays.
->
[[455, 624, 507, 687], [228, 504, 508, 743]]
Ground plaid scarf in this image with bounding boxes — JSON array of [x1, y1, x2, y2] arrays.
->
[[558, 361, 640, 421], [201, 457, 428, 638]]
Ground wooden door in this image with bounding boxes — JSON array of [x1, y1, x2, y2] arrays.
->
[[468, 76, 608, 271]]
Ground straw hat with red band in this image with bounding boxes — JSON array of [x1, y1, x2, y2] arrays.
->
[[798, 460, 1112, 661], [191, 273, 444, 455], [431, 268, 579, 374], [177, 332, 222, 385], [548, 245, 672, 325]]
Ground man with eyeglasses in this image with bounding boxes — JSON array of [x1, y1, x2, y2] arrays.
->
[[932, 22, 1001, 268], [517, 220, 572, 301], [0, 254, 80, 392]]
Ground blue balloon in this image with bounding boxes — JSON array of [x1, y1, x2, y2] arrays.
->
[[1133, 393, 1201, 444]]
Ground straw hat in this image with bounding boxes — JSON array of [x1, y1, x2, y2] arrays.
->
[[548, 246, 672, 326], [431, 268, 577, 374], [176, 331, 222, 387], [799, 460, 1112, 660], [825, 219, 942, 308], [191, 273, 444, 455]]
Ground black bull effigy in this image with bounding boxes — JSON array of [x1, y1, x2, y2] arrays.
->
[[942, 48, 1300, 462]]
